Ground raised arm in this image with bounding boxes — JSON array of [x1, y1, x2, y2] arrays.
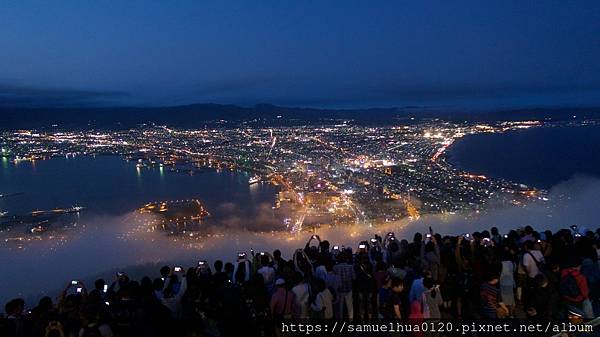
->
[[455, 237, 464, 271], [175, 276, 188, 302]]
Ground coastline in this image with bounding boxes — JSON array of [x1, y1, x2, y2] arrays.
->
[[443, 124, 600, 190]]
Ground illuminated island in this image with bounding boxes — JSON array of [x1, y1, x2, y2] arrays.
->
[[138, 199, 210, 233]]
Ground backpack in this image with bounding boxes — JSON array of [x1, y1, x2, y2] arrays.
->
[[560, 273, 581, 300], [525, 251, 547, 276]]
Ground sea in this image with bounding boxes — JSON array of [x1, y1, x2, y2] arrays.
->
[[446, 125, 600, 189]]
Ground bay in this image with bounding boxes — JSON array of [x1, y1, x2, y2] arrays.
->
[[446, 125, 600, 189]]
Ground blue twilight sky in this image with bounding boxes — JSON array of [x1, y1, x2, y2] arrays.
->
[[1, 0, 599, 109]]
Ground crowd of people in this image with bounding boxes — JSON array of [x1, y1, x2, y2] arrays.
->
[[2, 225, 600, 336]]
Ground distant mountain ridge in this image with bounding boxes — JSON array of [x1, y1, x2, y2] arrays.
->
[[0, 103, 599, 130]]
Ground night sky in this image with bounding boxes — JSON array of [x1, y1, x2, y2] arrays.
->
[[1, 0, 599, 108]]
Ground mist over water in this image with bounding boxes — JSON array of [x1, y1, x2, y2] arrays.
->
[[0, 156, 282, 305]]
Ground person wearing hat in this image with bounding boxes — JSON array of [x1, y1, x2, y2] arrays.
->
[[270, 278, 295, 322]]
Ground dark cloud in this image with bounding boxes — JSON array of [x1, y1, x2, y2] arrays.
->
[[0, 83, 129, 107]]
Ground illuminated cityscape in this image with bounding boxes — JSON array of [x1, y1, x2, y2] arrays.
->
[[2, 2, 600, 333], [3, 118, 595, 235]]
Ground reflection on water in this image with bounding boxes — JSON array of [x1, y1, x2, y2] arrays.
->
[[0, 156, 282, 304], [0, 156, 279, 217]]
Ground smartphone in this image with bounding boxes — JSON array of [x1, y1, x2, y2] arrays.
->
[[312, 235, 317, 239], [426, 233, 432, 239], [237, 252, 246, 260], [370, 238, 377, 243], [359, 244, 366, 249], [463, 233, 470, 238], [103, 284, 108, 293], [71, 280, 78, 285], [117, 272, 124, 277], [198, 260, 206, 266], [104, 301, 110, 306], [333, 245, 339, 250], [503, 234, 508, 239], [76, 287, 82, 293], [173, 266, 182, 272], [260, 252, 265, 256]]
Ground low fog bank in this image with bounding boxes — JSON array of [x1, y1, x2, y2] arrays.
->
[[401, 174, 600, 235], [2, 175, 600, 309]]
